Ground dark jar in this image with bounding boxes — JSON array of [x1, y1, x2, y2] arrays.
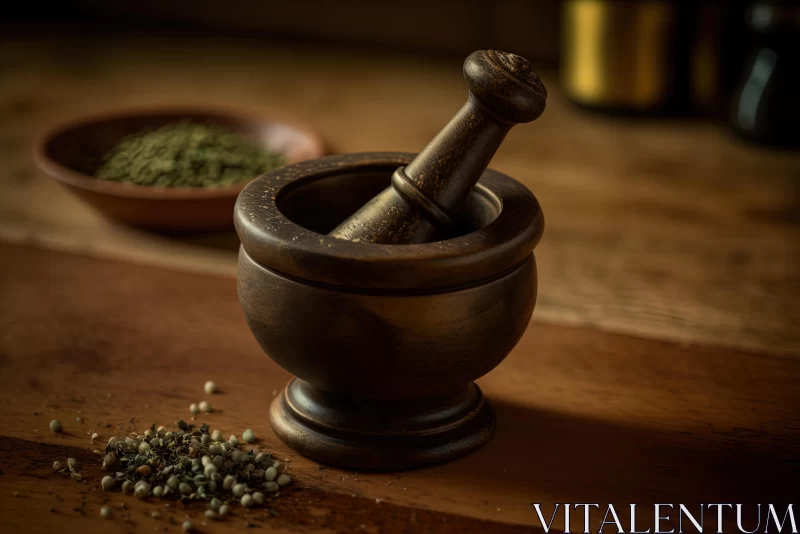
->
[[730, 1, 800, 147]]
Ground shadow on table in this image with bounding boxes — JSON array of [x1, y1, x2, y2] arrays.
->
[[438, 398, 797, 523]]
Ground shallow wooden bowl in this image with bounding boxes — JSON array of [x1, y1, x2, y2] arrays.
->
[[33, 106, 325, 231]]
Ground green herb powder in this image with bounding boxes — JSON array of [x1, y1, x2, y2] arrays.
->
[[94, 121, 285, 187]]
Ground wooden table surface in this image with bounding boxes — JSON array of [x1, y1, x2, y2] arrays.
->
[[0, 29, 798, 533]]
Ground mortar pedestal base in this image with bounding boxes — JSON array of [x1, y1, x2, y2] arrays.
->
[[269, 379, 495, 470]]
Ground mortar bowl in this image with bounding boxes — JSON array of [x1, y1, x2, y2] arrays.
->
[[235, 152, 544, 469]]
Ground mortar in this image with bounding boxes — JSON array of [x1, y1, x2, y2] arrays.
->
[[235, 151, 544, 469]]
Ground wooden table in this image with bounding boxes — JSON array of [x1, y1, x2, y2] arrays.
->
[[1, 29, 798, 533]]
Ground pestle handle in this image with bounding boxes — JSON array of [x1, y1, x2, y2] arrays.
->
[[329, 50, 547, 244]]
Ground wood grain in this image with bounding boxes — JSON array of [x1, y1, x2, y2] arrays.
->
[[0, 31, 797, 354], [0, 243, 797, 533]]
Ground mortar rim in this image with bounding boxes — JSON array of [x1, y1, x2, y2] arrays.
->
[[234, 152, 543, 290]]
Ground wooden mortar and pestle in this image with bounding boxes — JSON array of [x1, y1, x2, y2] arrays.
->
[[235, 50, 546, 469]]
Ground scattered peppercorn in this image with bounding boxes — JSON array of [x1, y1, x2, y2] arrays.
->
[[57, 411, 293, 520], [134, 481, 150, 499], [49, 420, 62, 433], [264, 467, 277, 481], [101, 476, 115, 492]]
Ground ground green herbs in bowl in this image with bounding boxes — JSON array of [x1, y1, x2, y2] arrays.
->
[[94, 121, 286, 188]]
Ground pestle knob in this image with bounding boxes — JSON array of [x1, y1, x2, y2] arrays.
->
[[329, 49, 547, 244]]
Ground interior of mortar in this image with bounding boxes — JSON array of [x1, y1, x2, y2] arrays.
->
[[276, 167, 502, 241]]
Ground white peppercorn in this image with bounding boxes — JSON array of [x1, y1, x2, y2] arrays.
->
[[152, 486, 164, 498], [134, 481, 150, 499], [277, 474, 292, 487], [232, 483, 246, 497], [198, 401, 211, 413], [211, 429, 223, 442], [241, 494, 254, 508], [218, 504, 230, 517], [204, 463, 217, 478], [101, 476, 115, 491], [205, 509, 217, 520], [242, 429, 256, 443], [52, 461, 62, 470], [49, 420, 62, 433], [167, 475, 179, 490], [182, 520, 193, 532], [100, 506, 112, 519], [209, 497, 222, 512], [252, 492, 265, 505], [223, 474, 235, 490], [264, 466, 277, 481], [189, 403, 199, 416], [263, 481, 279, 493], [102, 452, 116, 471], [204, 381, 218, 394]]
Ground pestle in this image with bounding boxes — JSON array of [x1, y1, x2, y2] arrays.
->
[[328, 49, 547, 244]]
